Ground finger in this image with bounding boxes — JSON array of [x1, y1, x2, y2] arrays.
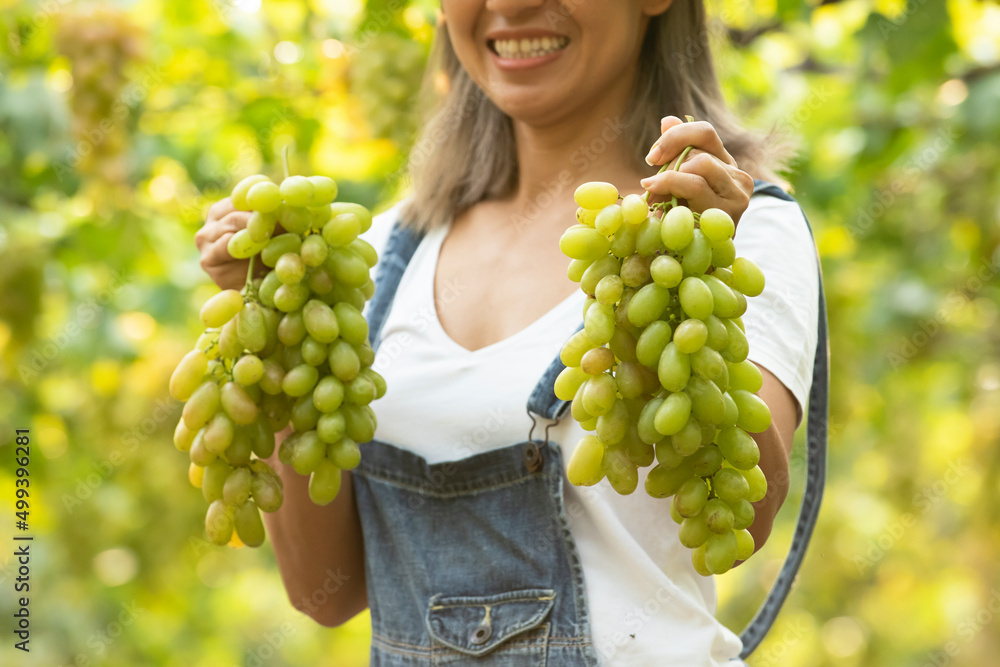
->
[[640, 170, 717, 212], [207, 197, 236, 223], [196, 211, 251, 247], [659, 115, 685, 137], [200, 233, 238, 270], [646, 121, 736, 168], [678, 152, 744, 202]]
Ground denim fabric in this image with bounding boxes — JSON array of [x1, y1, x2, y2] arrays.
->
[[356, 181, 829, 664]]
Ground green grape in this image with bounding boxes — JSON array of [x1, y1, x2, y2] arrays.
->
[[705, 531, 737, 574], [328, 437, 361, 470], [576, 207, 598, 227], [627, 283, 670, 327], [603, 446, 639, 495], [691, 346, 727, 387], [581, 255, 621, 295], [740, 465, 768, 502], [170, 350, 208, 401], [234, 499, 266, 547], [236, 302, 267, 353], [317, 411, 347, 444], [621, 193, 649, 225], [560, 329, 595, 367], [722, 320, 749, 363], [205, 500, 234, 546], [221, 382, 259, 425], [679, 229, 712, 276], [302, 300, 339, 343], [334, 302, 368, 346], [673, 319, 708, 354], [574, 182, 619, 210], [300, 336, 328, 366], [686, 376, 725, 425], [735, 529, 755, 561], [183, 381, 221, 430], [273, 283, 310, 313], [710, 238, 736, 269], [291, 395, 321, 432], [260, 393, 291, 432], [308, 176, 338, 204], [202, 460, 230, 503], [732, 257, 765, 296], [202, 412, 235, 454], [328, 340, 361, 382], [717, 426, 761, 470], [637, 397, 665, 445], [699, 208, 735, 242], [247, 420, 275, 458], [674, 477, 709, 517], [609, 223, 638, 258], [201, 290, 244, 328], [584, 302, 615, 345], [595, 204, 624, 236], [323, 213, 362, 246], [727, 360, 763, 393], [678, 277, 714, 320], [231, 175, 270, 210], [732, 498, 756, 530], [645, 462, 693, 498], [308, 460, 343, 505], [283, 364, 320, 398], [702, 275, 739, 319], [560, 225, 612, 261], [580, 347, 615, 376], [690, 444, 724, 477], [326, 246, 370, 287], [655, 440, 685, 468], [613, 361, 645, 399], [306, 267, 335, 295], [278, 205, 312, 235], [567, 435, 606, 486], [636, 320, 673, 368], [703, 498, 734, 534], [343, 404, 376, 443], [650, 255, 683, 288], [720, 391, 739, 427], [350, 238, 378, 268], [609, 327, 638, 364], [275, 253, 306, 285], [262, 234, 303, 268], [300, 234, 329, 267], [679, 514, 712, 548], [705, 316, 729, 351], [345, 375, 376, 405], [251, 470, 283, 513], [654, 392, 691, 436], [581, 373, 617, 417], [292, 430, 326, 476], [635, 215, 666, 256], [657, 342, 691, 393], [713, 467, 750, 504], [329, 203, 373, 233], [731, 390, 772, 433], [246, 181, 282, 213], [174, 420, 196, 452], [247, 210, 277, 244], [620, 253, 652, 288], [669, 416, 703, 456], [362, 368, 386, 399], [554, 365, 590, 401], [567, 258, 591, 282], [277, 311, 307, 347], [280, 175, 315, 207], [660, 206, 695, 251], [258, 271, 282, 309], [222, 467, 252, 505], [596, 399, 628, 445]]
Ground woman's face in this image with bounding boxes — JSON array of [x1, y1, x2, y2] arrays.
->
[[441, 0, 672, 127]]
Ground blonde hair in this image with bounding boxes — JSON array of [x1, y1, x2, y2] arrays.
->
[[401, 1, 792, 231]]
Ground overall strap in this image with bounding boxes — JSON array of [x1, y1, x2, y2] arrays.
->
[[366, 218, 426, 353], [736, 179, 829, 658]]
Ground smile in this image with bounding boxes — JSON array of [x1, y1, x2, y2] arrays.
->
[[488, 36, 570, 60]]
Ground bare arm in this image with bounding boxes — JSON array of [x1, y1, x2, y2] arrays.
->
[[195, 199, 368, 626]]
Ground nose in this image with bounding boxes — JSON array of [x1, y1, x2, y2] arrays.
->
[[485, 0, 547, 16]]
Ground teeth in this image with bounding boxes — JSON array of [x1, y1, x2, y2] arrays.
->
[[492, 36, 569, 60]]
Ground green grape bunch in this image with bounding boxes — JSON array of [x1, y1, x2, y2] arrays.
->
[[169, 166, 386, 549], [556, 171, 770, 577]]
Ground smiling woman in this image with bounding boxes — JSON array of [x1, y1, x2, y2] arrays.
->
[[196, 1, 820, 666]]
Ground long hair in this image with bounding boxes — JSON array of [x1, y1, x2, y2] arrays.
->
[[400, 1, 792, 231]]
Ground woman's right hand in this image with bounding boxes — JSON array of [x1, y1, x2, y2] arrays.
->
[[195, 197, 252, 291]]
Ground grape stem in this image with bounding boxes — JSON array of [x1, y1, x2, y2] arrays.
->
[[281, 144, 291, 180], [642, 115, 697, 209], [243, 255, 257, 300]]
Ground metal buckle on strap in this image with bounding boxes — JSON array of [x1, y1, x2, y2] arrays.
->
[[525, 409, 558, 473]]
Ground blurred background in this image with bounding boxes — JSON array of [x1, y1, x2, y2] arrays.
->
[[0, 0, 997, 665]]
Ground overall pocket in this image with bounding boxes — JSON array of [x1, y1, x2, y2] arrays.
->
[[426, 588, 556, 665]]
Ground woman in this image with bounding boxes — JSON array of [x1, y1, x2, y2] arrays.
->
[[195, 1, 820, 664]]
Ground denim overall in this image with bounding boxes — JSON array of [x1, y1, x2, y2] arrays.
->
[[352, 181, 829, 665]]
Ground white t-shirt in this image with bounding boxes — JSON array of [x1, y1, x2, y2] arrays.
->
[[359, 192, 819, 666]]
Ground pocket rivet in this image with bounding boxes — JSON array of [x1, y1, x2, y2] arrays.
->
[[524, 443, 542, 473], [470, 623, 492, 645]]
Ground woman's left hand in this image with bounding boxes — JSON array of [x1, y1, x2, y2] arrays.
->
[[640, 116, 755, 225]]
